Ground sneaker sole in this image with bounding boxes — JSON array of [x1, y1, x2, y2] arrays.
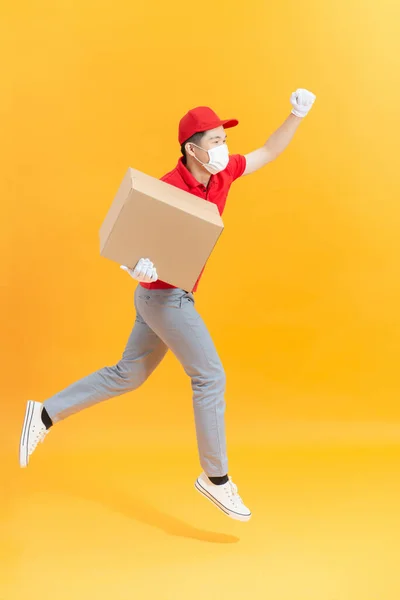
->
[[19, 400, 35, 468], [195, 479, 252, 522]]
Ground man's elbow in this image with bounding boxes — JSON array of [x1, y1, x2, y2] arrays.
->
[[243, 148, 276, 175], [262, 145, 279, 163]]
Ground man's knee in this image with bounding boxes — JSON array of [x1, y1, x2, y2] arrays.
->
[[214, 365, 226, 393], [108, 359, 148, 390], [191, 363, 226, 399]]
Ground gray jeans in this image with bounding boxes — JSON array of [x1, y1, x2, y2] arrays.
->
[[44, 286, 227, 476]]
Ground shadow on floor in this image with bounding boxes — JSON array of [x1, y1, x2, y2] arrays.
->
[[37, 464, 240, 544]]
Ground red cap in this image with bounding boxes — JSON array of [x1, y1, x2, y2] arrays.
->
[[178, 106, 239, 145]]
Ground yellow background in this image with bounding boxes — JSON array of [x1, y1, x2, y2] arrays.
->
[[1, 1, 400, 599]]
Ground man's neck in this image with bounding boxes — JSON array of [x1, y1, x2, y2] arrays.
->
[[185, 158, 211, 187]]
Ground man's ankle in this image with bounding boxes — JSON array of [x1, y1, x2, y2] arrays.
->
[[208, 474, 229, 485]]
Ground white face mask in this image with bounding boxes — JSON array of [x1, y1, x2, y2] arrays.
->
[[192, 143, 230, 174]]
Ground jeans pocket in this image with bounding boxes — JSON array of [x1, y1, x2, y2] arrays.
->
[[138, 292, 183, 309], [178, 292, 196, 310]]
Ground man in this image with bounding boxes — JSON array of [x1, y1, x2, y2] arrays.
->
[[19, 88, 316, 522]]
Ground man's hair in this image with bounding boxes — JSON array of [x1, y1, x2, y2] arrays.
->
[[180, 131, 206, 163]]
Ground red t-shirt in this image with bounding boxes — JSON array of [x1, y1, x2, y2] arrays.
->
[[140, 154, 246, 293]]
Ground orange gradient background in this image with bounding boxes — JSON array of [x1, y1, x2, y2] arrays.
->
[[1, 1, 400, 599]]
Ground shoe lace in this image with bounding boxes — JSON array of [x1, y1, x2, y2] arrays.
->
[[29, 426, 49, 455], [40, 429, 50, 444], [226, 478, 243, 505]]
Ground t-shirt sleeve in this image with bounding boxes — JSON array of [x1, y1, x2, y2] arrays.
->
[[226, 154, 246, 181]]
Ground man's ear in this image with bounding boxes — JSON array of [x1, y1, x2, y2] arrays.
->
[[185, 142, 195, 158]]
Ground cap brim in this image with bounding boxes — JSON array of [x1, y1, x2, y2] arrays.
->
[[221, 118, 239, 130]]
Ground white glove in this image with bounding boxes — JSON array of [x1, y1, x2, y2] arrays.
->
[[120, 258, 158, 283], [290, 88, 316, 118]]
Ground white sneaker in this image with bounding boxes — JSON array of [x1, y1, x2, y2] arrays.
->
[[195, 473, 252, 522], [19, 401, 50, 468]]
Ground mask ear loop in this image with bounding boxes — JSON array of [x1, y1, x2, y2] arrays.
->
[[189, 143, 209, 167]]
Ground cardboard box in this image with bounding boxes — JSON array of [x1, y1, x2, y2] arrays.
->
[[99, 167, 224, 291]]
